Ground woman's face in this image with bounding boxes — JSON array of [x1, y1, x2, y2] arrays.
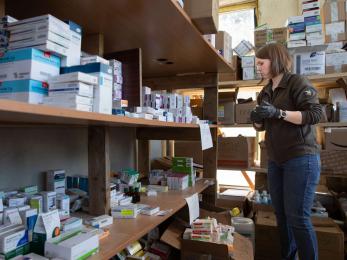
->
[[255, 58, 272, 79]]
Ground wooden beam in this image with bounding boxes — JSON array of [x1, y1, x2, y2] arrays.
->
[[143, 73, 218, 90], [136, 127, 204, 141], [137, 140, 150, 177], [104, 49, 142, 107], [88, 126, 110, 215], [0, 0, 4, 17], [82, 33, 104, 56], [241, 170, 255, 190], [203, 77, 218, 124], [202, 128, 218, 205]]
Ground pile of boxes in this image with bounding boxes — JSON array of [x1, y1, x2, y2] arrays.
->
[[141, 86, 198, 123], [45, 72, 97, 112], [287, 0, 323, 48], [0, 16, 16, 52], [241, 55, 259, 80]]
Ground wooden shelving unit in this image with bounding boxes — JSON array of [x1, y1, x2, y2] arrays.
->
[[0, 0, 233, 258]]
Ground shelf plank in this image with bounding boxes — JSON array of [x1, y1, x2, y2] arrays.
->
[[218, 166, 268, 173], [0, 99, 210, 128], [5, 0, 233, 77], [318, 122, 347, 127], [85, 178, 213, 260], [219, 72, 347, 89]]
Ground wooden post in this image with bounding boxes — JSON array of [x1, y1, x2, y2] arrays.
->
[[137, 140, 150, 178], [82, 33, 104, 56], [202, 74, 218, 205], [0, 0, 4, 17], [104, 49, 142, 108], [88, 126, 110, 215]]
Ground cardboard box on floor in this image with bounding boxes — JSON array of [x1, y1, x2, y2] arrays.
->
[[184, 0, 219, 34], [161, 209, 253, 260], [255, 211, 344, 260], [218, 136, 256, 168]]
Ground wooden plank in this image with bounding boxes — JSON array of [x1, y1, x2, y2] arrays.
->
[[144, 73, 218, 90], [136, 127, 203, 141], [88, 126, 110, 215], [5, 0, 233, 77], [82, 33, 104, 56], [0, 99, 207, 128], [219, 72, 347, 89], [104, 49, 142, 107], [336, 77, 347, 98], [137, 140, 150, 177]]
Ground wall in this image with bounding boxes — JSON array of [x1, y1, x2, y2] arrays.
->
[[258, 0, 325, 28], [258, 0, 299, 28], [0, 127, 136, 190]]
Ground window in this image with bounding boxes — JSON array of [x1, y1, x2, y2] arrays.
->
[[219, 7, 256, 47]]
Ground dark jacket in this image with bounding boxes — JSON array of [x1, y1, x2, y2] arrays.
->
[[255, 73, 322, 163]]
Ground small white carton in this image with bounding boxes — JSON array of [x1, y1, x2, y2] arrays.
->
[[40, 191, 57, 213], [81, 55, 109, 66], [62, 21, 82, 67], [0, 79, 48, 104], [49, 72, 98, 85], [49, 82, 94, 98], [293, 51, 325, 75], [242, 67, 255, 80], [45, 231, 99, 260], [85, 215, 113, 228], [0, 48, 60, 82], [46, 169, 66, 195], [241, 56, 255, 68]]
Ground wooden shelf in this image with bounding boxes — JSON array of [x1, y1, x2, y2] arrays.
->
[[5, 0, 233, 77], [219, 72, 347, 89], [218, 166, 268, 173], [318, 122, 347, 128], [85, 178, 213, 260], [0, 99, 217, 128], [218, 124, 253, 128]]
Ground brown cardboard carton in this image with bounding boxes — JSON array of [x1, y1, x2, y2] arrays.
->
[[323, 0, 346, 23], [254, 28, 287, 47], [218, 92, 236, 125], [216, 31, 232, 63], [218, 136, 256, 168], [255, 211, 344, 260], [219, 56, 242, 81], [161, 219, 253, 260], [324, 127, 347, 150], [175, 141, 203, 165], [184, 0, 219, 34], [235, 101, 257, 124]]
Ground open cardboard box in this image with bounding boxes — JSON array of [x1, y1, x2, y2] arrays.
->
[[161, 208, 253, 260]]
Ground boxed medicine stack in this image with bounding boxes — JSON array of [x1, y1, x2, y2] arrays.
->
[[45, 72, 97, 112]]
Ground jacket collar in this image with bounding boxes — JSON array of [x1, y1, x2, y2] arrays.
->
[[263, 72, 291, 95]]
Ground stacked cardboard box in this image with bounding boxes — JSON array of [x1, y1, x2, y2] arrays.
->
[[215, 31, 232, 63], [241, 55, 257, 80], [323, 0, 346, 44], [254, 27, 287, 48]]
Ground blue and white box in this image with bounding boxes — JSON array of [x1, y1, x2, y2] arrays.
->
[[61, 63, 113, 114], [0, 79, 48, 104], [49, 82, 94, 98], [62, 21, 82, 67], [0, 48, 60, 82]]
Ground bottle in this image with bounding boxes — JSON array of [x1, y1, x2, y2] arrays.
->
[[133, 187, 141, 203]]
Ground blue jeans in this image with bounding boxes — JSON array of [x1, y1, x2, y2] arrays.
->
[[267, 154, 320, 260]]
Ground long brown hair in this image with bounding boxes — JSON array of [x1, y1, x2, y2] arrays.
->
[[256, 43, 292, 78]]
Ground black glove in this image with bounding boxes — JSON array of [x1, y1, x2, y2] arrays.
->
[[255, 101, 280, 119], [250, 109, 263, 124]]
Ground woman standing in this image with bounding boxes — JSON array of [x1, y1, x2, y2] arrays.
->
[[251, 43, 322, 260]]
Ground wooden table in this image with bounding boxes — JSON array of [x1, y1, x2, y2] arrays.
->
[[88, 178, 213, 259]]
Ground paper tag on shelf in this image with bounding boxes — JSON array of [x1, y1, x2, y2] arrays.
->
[[185, 193, 200, 225], [199, 123, 213, 150]]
